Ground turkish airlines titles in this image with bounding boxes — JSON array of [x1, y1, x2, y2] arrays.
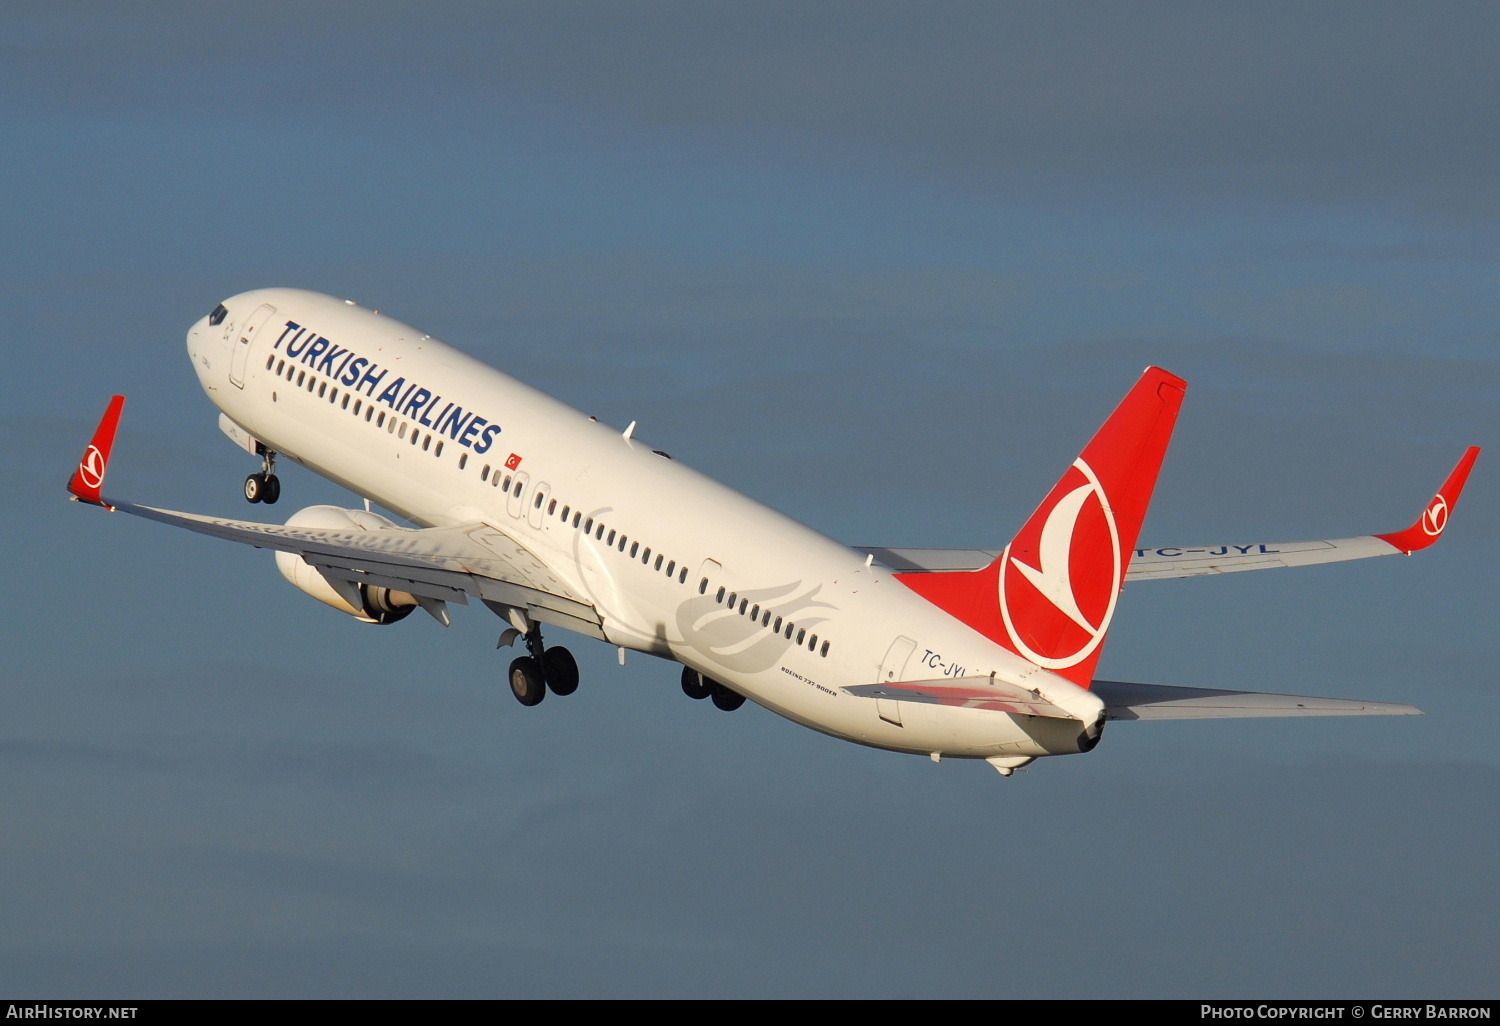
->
[[269, 320, 504, 454]]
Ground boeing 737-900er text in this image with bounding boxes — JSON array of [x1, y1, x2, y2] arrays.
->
[[69, 289, 1479, 775]]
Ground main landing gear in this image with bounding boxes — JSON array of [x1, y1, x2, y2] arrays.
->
[[681, 666, 745, 712], [508, 622, 579, 707], [244, 450, 281, 505]]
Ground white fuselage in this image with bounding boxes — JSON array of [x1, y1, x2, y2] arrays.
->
[[187, 289, 1102, 762]]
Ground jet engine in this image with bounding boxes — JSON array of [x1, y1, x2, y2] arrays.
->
[[274, 505, 418, 624]]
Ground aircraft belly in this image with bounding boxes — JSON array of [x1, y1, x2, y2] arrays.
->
[[725, 657, 1058, 760]]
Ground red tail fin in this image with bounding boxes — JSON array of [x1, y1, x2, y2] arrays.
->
[[68, 395, 126, 507], [897, 368, 1187, 688]]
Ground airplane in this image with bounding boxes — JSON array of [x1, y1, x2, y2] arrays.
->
[[68, 288, 1480, 776]]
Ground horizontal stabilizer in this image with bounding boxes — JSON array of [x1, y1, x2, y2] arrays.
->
[[1093, 679, 1422, 720], [843, 677, 1079, 720]]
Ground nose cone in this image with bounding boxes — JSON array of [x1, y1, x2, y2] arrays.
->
[[185, 314, 208, 362], [186, 300, 231, 389]]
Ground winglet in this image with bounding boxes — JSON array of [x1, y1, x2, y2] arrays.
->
[[1375, 446, 1480, 555], [68, 395, 126, 508]]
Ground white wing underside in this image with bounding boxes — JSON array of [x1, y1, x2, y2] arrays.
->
[[857, 535, 1402, 580], [99, 498, 604, 638]]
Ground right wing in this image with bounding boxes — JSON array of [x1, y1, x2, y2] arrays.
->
[[858, 447, 1479, 581], [68, 396, 603, 638]]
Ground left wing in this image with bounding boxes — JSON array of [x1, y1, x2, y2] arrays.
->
[[68, 396, 603, 637], [858, 447, 1479, 581]]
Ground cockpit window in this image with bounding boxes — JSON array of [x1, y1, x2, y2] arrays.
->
[[208, 303, 228, 326]]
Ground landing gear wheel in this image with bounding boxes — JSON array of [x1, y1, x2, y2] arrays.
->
[[262, 474, 281, 505], [710, 683, 746, 712], [509, 656, 546, 707], [244, 473, 266, 503], [681, 666, 712, 701], [543, 647, 579, 696]]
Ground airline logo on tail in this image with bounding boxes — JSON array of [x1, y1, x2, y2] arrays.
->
[[998, 457, 1121, 670]]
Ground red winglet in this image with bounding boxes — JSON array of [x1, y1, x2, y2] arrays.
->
[[897, 367, 1187, 689], [68, 395, 126, 508], [1375, 446, 1480, 555]]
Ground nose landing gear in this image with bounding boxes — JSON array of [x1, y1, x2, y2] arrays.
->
[[244, 450, 280, 504]]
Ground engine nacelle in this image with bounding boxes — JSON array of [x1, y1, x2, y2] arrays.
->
[[274, 505, 418, 624]]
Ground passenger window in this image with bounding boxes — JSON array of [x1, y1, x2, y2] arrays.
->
[[679, 568, 687, 584], [820, 641, 829, 657], [773, 617, 783, 632], [750, 604, 759, 620], [458, 453, 467, 469], [548, 500, 557, 515], [716, 587, 725, 603], [435, 442, 444, 457], [607, 530, 616, 545], [629, 541, 638, 557]]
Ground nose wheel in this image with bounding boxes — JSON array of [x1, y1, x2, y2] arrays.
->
[[244, 472, 280, 504], [244, 450, 280, 504]]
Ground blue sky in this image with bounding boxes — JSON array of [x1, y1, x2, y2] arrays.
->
[[3, 1, 1496, 997]]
